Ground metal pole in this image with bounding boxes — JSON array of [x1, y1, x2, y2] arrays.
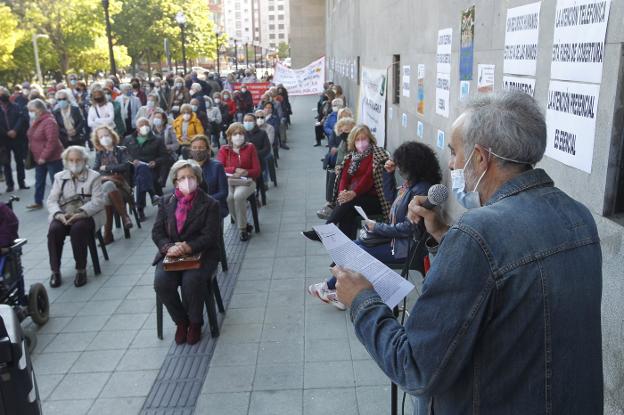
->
[[254, 45, 257, 68], [216, 33, 220, 75], [32, 35, 43, 84], [245, 43, 249, 68], [180, 25, 187, 74], [102, 0, 117, 76], [234, 40, 238, 72]]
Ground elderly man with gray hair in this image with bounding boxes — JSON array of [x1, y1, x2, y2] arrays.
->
[[115, 83, 141, 134], [333, 91, 603, 414]]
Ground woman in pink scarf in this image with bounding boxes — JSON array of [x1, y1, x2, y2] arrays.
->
[[152, 159, 221, 345]]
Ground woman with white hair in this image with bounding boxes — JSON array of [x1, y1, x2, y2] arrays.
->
[[46, 145, 106, 288], [26, 98, 64, 210], [52, 89, 85, 147], [152, 159, 221, 345], [115, 83, 141, 134]]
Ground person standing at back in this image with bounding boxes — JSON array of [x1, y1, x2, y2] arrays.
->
[[0, 86, 29, 192], [333, 92, 603, 415]]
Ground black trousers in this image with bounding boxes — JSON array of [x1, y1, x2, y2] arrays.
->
[[315, 124, 324, 145], [154, 259, 219, 325], [326, 194, 382, 240], [47, 218, 95, 273], [2, 138, 26, 188]]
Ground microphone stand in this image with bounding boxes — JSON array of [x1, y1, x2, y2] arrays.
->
[[391, 228, 428, 415]]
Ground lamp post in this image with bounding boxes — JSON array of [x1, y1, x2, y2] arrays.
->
[[254, 44, 258, 68], [234, 39, 238, 72], [245, 42, 249, 68], [32, 34, 48, 85], [102, 0, 116, 76], [176, 11, 187, 74], [215, 32, 220, 75]]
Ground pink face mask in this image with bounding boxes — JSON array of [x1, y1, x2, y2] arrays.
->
[[177, 177, 197, 195], [355, 140, 370, 153]]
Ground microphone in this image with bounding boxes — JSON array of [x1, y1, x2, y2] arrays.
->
[[420, 184, 449, 210]]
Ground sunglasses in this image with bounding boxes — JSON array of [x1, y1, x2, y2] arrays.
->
[[57, 98, 67, 101]]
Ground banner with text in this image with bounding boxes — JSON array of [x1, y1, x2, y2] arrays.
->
[[273, 56, 326, 96], [358, 67, 387, 147], [504, 2, 542, 76], [231, 82, 272, 105], [551, 0, 612, 83], [503, 76, 536, 96], [436, 28, 453, 118], [545, 80, 599, 173]]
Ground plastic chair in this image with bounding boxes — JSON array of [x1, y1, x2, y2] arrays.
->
[[88, 230, 109, 276]]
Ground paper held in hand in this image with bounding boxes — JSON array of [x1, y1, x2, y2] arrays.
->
[[313, 223, 414, 309], [354, 205, 368, 221]]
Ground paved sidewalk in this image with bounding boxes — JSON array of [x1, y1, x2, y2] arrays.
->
[[5, 95, 415, 415]]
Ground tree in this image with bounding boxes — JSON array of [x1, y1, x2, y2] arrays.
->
[[0, 4, 22, 69], [277, 42, 289, 59], [74, 36, 131, 76]]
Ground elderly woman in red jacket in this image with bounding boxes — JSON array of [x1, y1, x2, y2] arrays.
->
[[26, 99, 64, 210], [216, 122, 261, 241]]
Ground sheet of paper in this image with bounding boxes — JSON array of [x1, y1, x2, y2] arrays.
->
[[354, 206, 369, 221], [313, 224, 415, 309]]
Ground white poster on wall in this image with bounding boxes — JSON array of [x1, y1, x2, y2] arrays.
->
[[358, 67, 387, 147], [273, 57, 326, 96], [437, 28, 453, 74], [551, 0, 612, 83], [435, 72, 451, 118], [477, 64, 495, 93], [504, 2, 542, 76], [402, 65, 411, 97], [503, 76, 536, 96], [545, 80, 600, 173]]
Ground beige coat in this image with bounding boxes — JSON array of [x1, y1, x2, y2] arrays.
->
[[46, 168, 106, 228]]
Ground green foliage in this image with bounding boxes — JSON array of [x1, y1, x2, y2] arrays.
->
[[277, 42, 289, 59]]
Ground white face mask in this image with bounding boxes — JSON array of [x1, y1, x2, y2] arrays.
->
[[256, 118, 265, 126], [68, 161, 85, 175], [232, 134, 245, 147], [100, 135, 113, 148], [182, 113, 191, 121], [177, 177, 198, 195], [332, 106, 340, 112], [139, 125, 150, 136], [214, 98, 221, 104]]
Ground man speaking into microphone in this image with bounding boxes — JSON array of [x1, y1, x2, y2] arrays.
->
[[332, 92, 603, 414]]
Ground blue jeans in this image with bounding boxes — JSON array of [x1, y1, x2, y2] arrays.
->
[[34, 159, 63, 204], [326, 240, 404, 289]]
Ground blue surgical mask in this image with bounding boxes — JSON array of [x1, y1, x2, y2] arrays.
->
[[243, 121, 255, 131], [191, 105, 198, 112], [451, 148, 485, 210], [58, 100, 69, 109]]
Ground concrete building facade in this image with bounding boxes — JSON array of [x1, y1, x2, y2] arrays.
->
[[321, 0, 624, 413], [224, 0, 291, 50]]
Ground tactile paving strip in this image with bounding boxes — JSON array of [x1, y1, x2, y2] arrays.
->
[[140, 219, 251, 415]]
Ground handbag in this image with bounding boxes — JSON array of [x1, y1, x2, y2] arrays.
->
[[227, 177, 252, 187], [24, 148, 35, 170], [357, 226, 391, 248], [163, 253, 202, 271]]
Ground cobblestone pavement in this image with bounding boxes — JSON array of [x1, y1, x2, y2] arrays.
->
[[4, 95, 413, 415]]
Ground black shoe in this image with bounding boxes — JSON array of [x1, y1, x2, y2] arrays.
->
[[151, 195, 161, 206], [19, 184, 30, 190], [74, 270, 87, 287], [280, 144, 290, 150], [301, 229, 321, 242], [138, 208, 146, 222], [313, 144, 321, 147], [246, 223, 254, 233], [5, 186, 14, 192], [240, 231, 249, 241], [49, 272, 61, 288]]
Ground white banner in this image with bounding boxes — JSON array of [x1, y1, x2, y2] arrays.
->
[[274, 57, 326, 96], [551, 0, 611, 83], [545, 80, 599, 173], [477, 64, 495, 93], [358, 67, 387, 147], [402, 65, 411, 97], [504, 2, 542, 76], [436, 72, 451, 118], [503, 76, 536, 96], [437, 28, 453, 74]]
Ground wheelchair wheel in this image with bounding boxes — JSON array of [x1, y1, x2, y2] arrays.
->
[[28, 283, 49, 326]]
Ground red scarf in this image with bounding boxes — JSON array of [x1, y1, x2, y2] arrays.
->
[[174, 189, 197, 234]]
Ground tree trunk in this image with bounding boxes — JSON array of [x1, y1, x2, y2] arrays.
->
[[146, 49, 152, 80]]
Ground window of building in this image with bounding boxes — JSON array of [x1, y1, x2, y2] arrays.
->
[[278, 33, 284, 39], [278, 5, 284, 10], [278, 24, 285, 29], [269, 34, 276, 39], [278, 14, 284, 20], [269, 15, 275, 20], [269, 24, 275, 30], [268, 5, 274, 11], [270, 42, 276, 47], [392, 54, 400, 104]]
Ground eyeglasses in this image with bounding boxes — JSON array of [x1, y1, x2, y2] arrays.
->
[[257, 117, 264, 120], [57, 98, 67, 101]]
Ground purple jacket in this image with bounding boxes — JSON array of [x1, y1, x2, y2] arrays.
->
[[0, 204, 18, 247]]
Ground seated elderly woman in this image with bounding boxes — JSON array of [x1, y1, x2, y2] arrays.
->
[[173, 104, 204, 159], [47, 146, 106, 288], [308, 141, 442, 309], [92, 125, 134, 244], [152, 159, 221, 345], [302, 124, 391, 241], [124, 117, 169, 221], [188, 135, 228, 218], [216, 123, 261, 241]]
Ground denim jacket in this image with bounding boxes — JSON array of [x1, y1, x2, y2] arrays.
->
[[350, 169, 603, 415]]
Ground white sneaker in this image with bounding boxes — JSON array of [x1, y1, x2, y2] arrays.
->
[[307, 282, 346, 310]]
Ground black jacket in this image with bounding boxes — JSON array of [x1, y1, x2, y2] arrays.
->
[[123, 133, 170, 166], [245, 127, 271, 160], [0, 102, 27, 145], [93, 145, 132, 182], [151, 190, 221, 267], [53, 106, 85, 146]]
